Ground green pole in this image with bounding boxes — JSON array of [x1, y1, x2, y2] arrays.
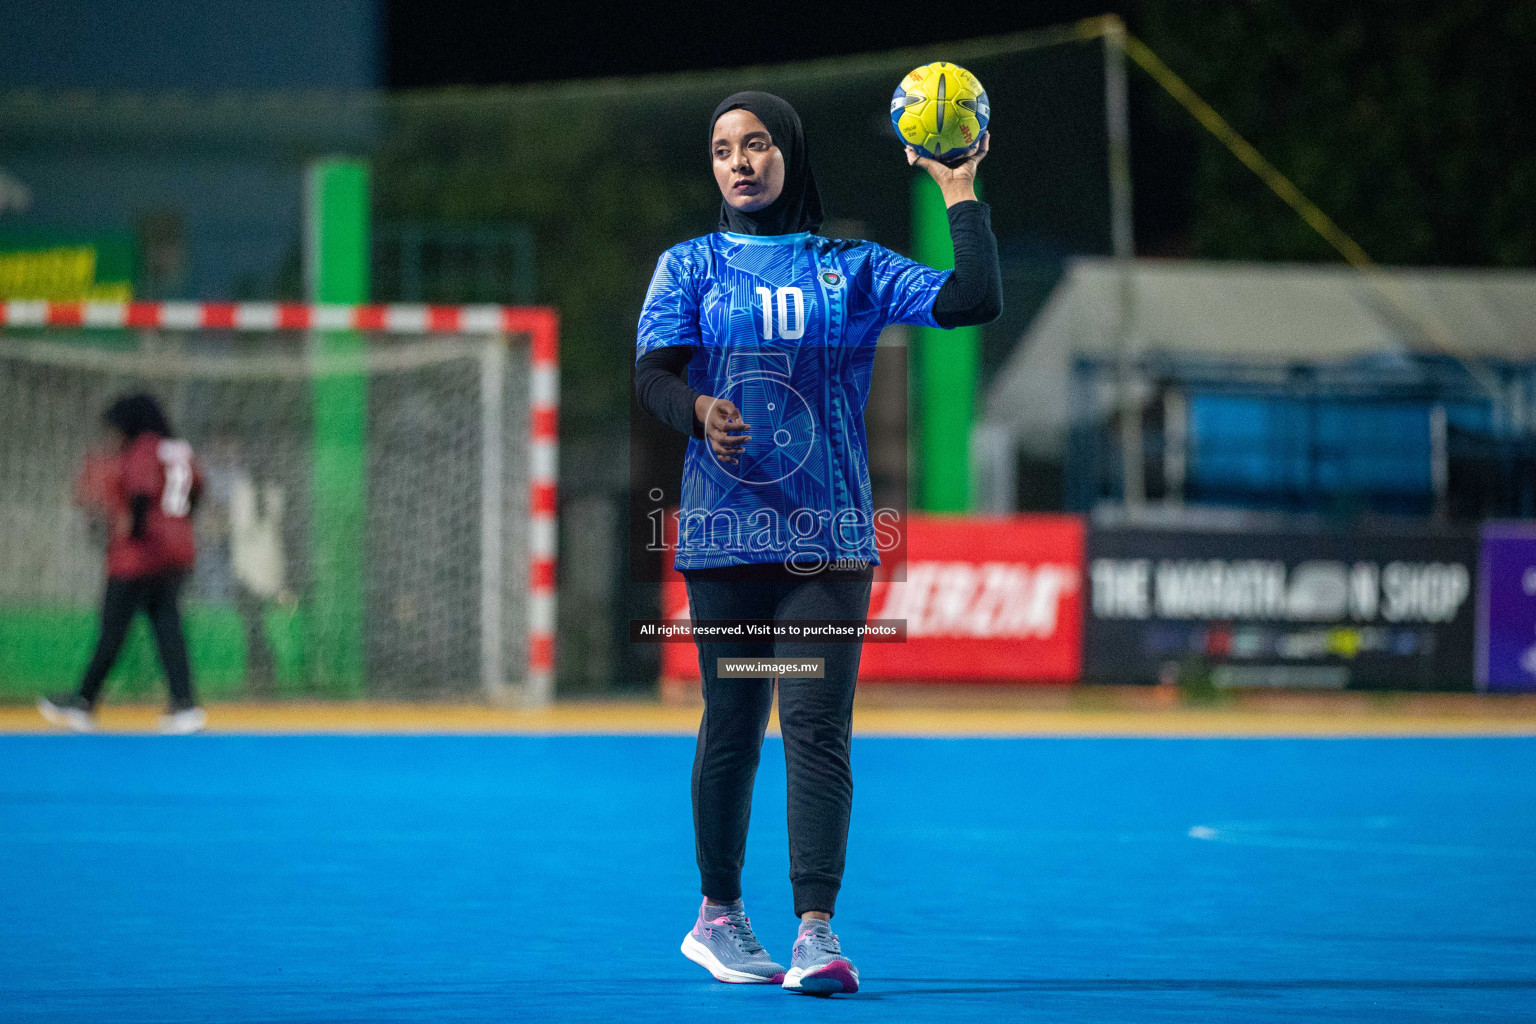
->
[[912, 173, 978, 512], [305, 159, 369, 695]]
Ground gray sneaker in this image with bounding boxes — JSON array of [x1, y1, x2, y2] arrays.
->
[[680, 898, 785, 984], [782, 918, 859, 995]]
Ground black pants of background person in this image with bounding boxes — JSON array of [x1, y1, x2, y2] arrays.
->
[[78, 572, 197, 711], [682, 562, 874, 918]]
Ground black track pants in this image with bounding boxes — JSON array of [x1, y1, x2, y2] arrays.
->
[[78, 572, 196, 711], [683, 565, 873, 918]]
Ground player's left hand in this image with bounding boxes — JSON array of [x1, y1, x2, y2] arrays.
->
[[906, 131, 989, 203]]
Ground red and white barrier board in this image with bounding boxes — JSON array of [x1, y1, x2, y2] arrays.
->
[[660, 514, 1085, 684]]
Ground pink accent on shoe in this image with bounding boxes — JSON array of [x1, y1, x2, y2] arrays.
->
[[801, 959, 859, 994], [700, 898, 736, 926]]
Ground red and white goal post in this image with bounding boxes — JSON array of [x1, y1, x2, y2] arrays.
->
[[0, 301, 558, 705]]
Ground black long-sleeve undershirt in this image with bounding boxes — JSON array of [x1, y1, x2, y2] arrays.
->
[[931, 199, 1003, 328], [634, 200, 1001, 437], [129, 495, 152, 541], [634, 344, 707, 439]]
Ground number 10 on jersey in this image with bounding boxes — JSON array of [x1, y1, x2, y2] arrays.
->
[[755, 286, 805, 341]]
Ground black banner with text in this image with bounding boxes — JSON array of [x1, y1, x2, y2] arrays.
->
[[1085, 526, 1478, 690]]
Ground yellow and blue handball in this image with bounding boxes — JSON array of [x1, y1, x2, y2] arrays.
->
[[890, 61, 989, 162]]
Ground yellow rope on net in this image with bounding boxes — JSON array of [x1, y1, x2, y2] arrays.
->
[[1090, 18, 1375, 268], [1075, 15, 1493, 387]]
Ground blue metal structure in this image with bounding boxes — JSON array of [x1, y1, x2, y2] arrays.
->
[[1067, 354, 1536, 519]]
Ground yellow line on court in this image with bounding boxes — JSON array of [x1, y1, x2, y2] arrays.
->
[[851, 708, 1536, 738], [0, 702, 699, 736], [3, 701, 1535, 738]]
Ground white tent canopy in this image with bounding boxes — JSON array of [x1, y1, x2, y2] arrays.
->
[[984, 258, 1536, 460]]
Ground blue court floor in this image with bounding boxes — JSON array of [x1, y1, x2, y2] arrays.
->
[[2, 734, 1532, 1022]]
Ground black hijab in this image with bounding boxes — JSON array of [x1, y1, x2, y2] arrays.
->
[[710, 91, 824, 236], [104, 393, 174, 439]]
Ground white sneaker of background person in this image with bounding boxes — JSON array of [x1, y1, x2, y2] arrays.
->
[[37, 694, 95, 733], [680, 898, 785, 984], [159, 706, 207, 735]]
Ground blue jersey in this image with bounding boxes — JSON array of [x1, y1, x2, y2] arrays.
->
[[637, 230, 949, 571]]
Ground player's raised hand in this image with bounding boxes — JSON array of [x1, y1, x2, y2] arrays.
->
[[906, 131, 989, 205], [694, 395, 751, 465]]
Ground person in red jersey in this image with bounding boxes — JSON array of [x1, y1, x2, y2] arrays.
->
[[39, 394, 208, 735]]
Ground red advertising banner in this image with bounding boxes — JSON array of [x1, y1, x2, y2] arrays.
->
[[659, 514, 1085, 685]]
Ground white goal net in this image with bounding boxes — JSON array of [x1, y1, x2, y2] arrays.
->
[[0, 303, 557, 705]]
